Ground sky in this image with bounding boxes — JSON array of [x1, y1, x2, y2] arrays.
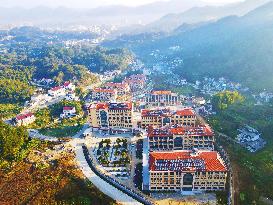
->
[[0, 0, 244, 8]]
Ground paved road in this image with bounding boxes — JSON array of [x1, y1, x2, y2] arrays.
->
[[74, 143, 143, 205]]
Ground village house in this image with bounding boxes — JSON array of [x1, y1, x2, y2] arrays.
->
[[141, 108, 196, 129], [148, 150, 227, 192], [63, 81, 75, 91], [60, 106, 76, 118], [48, 86, 66, 97], [14, 113, 36, 126], [88, 102, 133, 132]]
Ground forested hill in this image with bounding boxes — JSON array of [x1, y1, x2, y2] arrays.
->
[[0, 33, 133, 104], [104, 1, 273, 92]]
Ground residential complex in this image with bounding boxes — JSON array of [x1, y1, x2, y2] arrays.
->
[[88, 102, 133, 131], [14, 113, 36, 126], [148, 150, 227, 192], [141, 108, 196, 129], [145, 90, 181, 107], [91, 88, 117, 102], [148, 124, 215, 151]]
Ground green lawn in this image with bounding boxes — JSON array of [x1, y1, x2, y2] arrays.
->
[[39, 125, 83, 138]]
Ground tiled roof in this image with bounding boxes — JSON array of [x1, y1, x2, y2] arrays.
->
[[148, 124, 213, 137], [16, 113, 34, 120], [109, 102, 132, 110], [176, 108, 196, 116], [50, 86, 62, 91], [147, 126, 173, 137], [170, 125, 213, 136], [141, 108, 195, 118], [63, 106, 75, 111], [149, 150, 227, 172], [63, 81, 71, 87], [90, 102, 132, 110]]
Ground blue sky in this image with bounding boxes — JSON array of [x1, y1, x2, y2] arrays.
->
[[0, 0, 244, 8]]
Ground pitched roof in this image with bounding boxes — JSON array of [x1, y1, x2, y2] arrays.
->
[[176, 108, 196, 116], [63, 81, 71, 87], [63, 106, 75, 111], [50, 86, 63, 91], [16, 113, 34, 120], [149, 150, 227, 172]]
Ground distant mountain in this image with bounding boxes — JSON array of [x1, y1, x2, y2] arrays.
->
[[0, 0, 207, 29], [105, 1, 273, 91], [146, 0, 271, 32]]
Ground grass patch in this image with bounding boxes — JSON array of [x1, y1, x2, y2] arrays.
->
[[39, 125, 83, 138]]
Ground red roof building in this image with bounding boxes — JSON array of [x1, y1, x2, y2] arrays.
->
[[148, 150, 228, 192]]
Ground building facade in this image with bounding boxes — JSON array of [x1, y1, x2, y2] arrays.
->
[[141, 108, 196, 129], [148, 124, 215, 151], [91, 88, 117, 102], [145, 90, 181, 107], [88, 102, 133, 131], [148, 150, 227, 192]]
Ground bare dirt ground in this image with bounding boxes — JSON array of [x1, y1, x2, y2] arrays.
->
[[0, 142, 117, 205]]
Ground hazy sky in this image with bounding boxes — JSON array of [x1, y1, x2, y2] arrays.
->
[[0, 0, 244, 8]]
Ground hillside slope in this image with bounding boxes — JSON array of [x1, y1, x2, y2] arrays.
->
[[106, 1, 273, 91]]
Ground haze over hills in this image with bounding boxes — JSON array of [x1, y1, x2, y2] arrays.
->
[[105, 1, 273, 91], [0, 0, 207, 29], [145, 0, 271, 32]]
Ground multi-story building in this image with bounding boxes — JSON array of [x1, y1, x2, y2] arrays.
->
[[145, 90, 181, 107], [148, 124, 215, 151], [123, 74, 146, 92], [14, 113, 36, 126], [104, 82, 130, 96], [141, 108, 196, 129], [148, 150, 227, 192], [88, 102, 133, 131], [91, 88, 117, 102]]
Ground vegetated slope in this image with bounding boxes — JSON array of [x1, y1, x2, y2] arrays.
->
[[0, 148, 116, 205], [107, 1, 273, 91]]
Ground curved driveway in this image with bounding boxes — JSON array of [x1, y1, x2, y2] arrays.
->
[[74, 144, 143, 205]]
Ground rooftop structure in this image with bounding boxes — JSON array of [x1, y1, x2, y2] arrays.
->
[[144, 90, 181, 107], [148, 124, 215, 151], [147, 150, 228, 192], [141, 108, 197, 129], [149, 150, 226, 172]]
